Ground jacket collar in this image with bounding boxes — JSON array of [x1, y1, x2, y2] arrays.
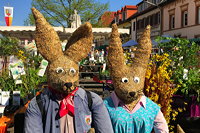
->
[[74, 87, 85, 100], [45, 87, 85, 100]]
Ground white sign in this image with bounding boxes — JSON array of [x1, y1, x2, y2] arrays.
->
[[38, 59, 48, 77], [9, 57, 25, 84], [4, 6, 13, 17], [1, 91, 10, 106], [24, 42, 37, 51], [0, 105, 6, 114]]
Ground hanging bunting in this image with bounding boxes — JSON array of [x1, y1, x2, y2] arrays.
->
[[4, 6, 14, 26]]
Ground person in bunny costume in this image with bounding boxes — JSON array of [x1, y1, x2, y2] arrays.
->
[[104, 24, 169, 133], [24, 8, 113, 133]]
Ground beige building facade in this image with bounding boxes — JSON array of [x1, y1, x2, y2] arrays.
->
[[136, 7, 161, 40], [162, 0, 200, 39], [130, 0, 161, 41]]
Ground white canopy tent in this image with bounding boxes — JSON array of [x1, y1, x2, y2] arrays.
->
[[0, 26, 129, 41]]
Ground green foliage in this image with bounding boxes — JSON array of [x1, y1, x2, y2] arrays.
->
[[0, 68, 47, 98], [0, 72, 16, 92], [24, 0, 109, 27], [0, 36, 47, 98], [20, 67, 47, 97], [0, 36, 20, 56], [99, 69, 110, 77], [156, 37, 200, 101]]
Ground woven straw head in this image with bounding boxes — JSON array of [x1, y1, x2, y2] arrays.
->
[[108, 24, 151, 104], [32, 8, 93, 93]]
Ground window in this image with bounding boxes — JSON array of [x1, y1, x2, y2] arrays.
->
[[153, 0, 157, 4], [138, 3, 144, 12], [139, 20, 142, 29], [158, 12, 160, 24], [115, 17, 117, 23], [197, 6, 200, 24], [141, 18, 145, 29], [145, 17, 150, 27], [182, 10, 188, 27], [115, 16, 119, 23], [144, 2, 147, 9], [137, 20, 140, 30], [133, 22, 136, 31], [154, 13, 159, 25], [123, 11, 126, 21], [150, 15, 153, 26], [170, 14, 175, 29]]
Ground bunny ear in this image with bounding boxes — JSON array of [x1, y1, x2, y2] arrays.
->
[[131, 25, 152, 68], [64, 22, 93, 63], [32, 8, 64, 62], [108, 24, 126, 75]]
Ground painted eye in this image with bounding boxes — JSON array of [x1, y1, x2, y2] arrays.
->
[[69, 68, 76, 75], [133, 77, 140, 83], [56, 67, 64, 74], [121, 77, 129, 83]]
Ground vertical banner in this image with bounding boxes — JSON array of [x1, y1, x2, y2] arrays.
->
[[4, 6, 14, 26]]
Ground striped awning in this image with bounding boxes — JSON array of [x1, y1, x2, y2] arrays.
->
[[0, 26, 129, 35]]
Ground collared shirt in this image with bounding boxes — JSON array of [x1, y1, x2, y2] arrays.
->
[[110, 92, 169, 133], [58, 98, 75, 133]]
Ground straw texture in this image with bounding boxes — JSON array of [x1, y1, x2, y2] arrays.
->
[[65, 22, 93, 63], [108, 24, 152, 109], [32, 8, 63, 62], [32, 8, 93, 93]]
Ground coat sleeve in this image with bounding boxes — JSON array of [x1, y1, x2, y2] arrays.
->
[[91, 92, 114, 133], [24, 97, 43, 133]]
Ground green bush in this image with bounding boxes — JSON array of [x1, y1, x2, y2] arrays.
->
[[156, 36, 200, 101]]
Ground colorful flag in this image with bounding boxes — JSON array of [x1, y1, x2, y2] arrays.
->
[[4, 6, 14, 26]]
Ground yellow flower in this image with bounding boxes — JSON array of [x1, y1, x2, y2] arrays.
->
[[18, 50, 24, 54]]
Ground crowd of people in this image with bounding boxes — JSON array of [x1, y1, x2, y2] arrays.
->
[[88, 49, 108, 64]]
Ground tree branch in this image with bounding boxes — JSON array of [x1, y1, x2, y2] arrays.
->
[[59, 0, 69, 11], [38, 1, 66, 27]]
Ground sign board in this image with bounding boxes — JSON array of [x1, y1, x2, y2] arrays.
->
[[1, 91, 10, 106], [9, 56, 25, 84], [38, 59, 48, 77]]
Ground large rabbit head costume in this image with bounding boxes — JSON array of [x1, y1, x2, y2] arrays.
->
[[32, 8, 93, 94], [108, 24, 151, 109]]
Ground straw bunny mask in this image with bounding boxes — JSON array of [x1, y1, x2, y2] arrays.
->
[[108, 24, 152, 109], [32, 8, 93, 94]]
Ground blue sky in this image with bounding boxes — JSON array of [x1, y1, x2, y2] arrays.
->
[[0, 0, 141, 26]]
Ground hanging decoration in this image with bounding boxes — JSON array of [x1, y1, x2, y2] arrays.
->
[[4, 6, 14, 26]]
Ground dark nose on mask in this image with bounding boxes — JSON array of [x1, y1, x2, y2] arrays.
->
[[64, 82, 72, 88], [129, 92, 136, 97]]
